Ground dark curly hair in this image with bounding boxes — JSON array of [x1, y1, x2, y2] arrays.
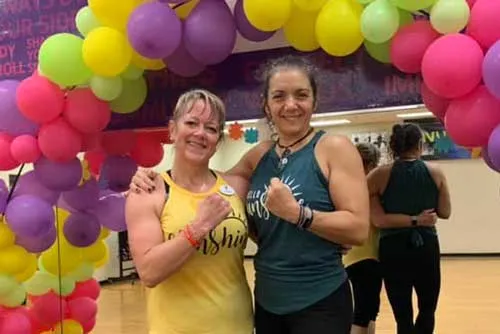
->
[[389, 123, 423, 158]]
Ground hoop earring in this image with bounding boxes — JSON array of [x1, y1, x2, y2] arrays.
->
[[267, 118, 278, 141]]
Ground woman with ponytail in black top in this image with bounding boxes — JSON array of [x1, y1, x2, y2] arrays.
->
[[367, 123, 451, 334]]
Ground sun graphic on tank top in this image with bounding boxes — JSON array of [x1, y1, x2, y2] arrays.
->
[[246, 174, 304, 221]]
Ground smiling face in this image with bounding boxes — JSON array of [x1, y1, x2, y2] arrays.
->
[[264, 68, 316, 139], [169, 91, 225, 165]]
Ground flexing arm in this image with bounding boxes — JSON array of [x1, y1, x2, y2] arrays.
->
[[306, 136, 369, 245], [125, 178, 197, 288]]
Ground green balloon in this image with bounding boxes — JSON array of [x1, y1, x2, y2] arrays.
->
[[23, 271, 55, 296], [90, 75, 123, 101], [38, 33, 92, 87], [430, 0, 470, 34], [398, 9, 414, 26], [391, 0, 436, 11], [364, 39, 392, 63], [358, 0, 374, 4], [0, 285, 26, 308], [361, 0, 400, 43], [76, 6, 101, 37], [122, 64, 144, 80], [53, 277, 76, 297], [110, 76, 148, 114], [0, 275, 17, 296], [67, 262, 95, 282]]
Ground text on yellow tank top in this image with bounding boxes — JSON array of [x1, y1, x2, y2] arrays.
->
[[146, 171, 253, 334]]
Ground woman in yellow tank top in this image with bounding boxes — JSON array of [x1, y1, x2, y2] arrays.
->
[[343, 143, 382, 334], [125, 89, 253, 334]]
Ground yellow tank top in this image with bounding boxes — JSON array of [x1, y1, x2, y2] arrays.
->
[[146, 171, 254, 334], [342, 224, 379, 267]]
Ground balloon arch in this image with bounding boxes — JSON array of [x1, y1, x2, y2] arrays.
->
[[1, 0, 500, 332]]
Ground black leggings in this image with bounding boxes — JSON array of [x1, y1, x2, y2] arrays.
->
[[346, 259, 382, 327], [254, 280, 353, 334], [379, 233, 441, 334]]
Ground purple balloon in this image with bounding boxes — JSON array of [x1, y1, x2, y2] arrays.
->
[[5, 194, 55, 238], [483, 40, 500, 100], [487, 124, 500, 171], [0, 80, 39, 136], [234, 0, 275, 42], [16, 225, 56, 253], [184, 0, 237, 65], [33, 157, 83, 191], [100, 155, 138, 192], [482, 146, 500, 172], [0, 179, 8, 213], [127, 2, 182, 59], [91, 193, 127, 232], [164, 37, 206, 77], [61, 178, 99, 211], [63, 212, 101, 247], [12, 171, 60, 205]]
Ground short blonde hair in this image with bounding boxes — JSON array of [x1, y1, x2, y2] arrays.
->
[[173, 89, 226, 136]]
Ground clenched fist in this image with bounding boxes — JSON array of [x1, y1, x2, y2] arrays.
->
[[190, 194, 232, 240], [265, 177, 300, 223]]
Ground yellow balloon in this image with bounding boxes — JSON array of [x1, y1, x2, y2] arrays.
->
[[99, 227, 111, 240], [81, 240, 108, 266], [283, 6, 320, 52], [293, 0, 328, 11], [171, 0, 200, 19], [83, 27, 132, 77], [88, 0, 143, 31], [14, 253, 37, 282], [131, 51, 166, 70], [54, 319, 84, 334], [94, 243, 110, 268], [0, 222, 15, 249], [244, 0, 292, 32], [40, 240, 81, 276], [316, 0, 364, 56], [0, 245, 29, 275]]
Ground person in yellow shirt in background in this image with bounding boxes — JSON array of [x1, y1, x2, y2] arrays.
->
[[344, 143, 382, 334], [125, 89, 253, 334]]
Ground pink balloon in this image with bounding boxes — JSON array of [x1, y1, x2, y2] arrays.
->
[[30, 292, 68, 328], [15, 75, 65, 124], [420, 81, 449, 120], [69, 279, 101, 300], [466, 0, 476, 8], [467, 0, 500, 49], [68, 297, 98, 325], [0, 308, 32, 334], [38, 117, 83, 162], [445, 85, 500, 147], [64, 88, 112, 134], [422, 34, 483, 99], [390, 21, 440, 74], [81, 317, 96, 333], [0, 133, 20, 170], [10, 134, 41, 163]]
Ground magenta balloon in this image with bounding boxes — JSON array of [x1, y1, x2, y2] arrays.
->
[[16, 225, 56, 253], [5, 194, 55, 238], [63, 212, 101, 248], [234, 0, 275, 42], [100, 155, 138, 193], [127, 2, 182, 59], [33, 157, 83, 191], [91, 193, 127, 232], [12, 171, 60, 205], [0, 80, 39, 136], [164, 38, 206, 77], [184, 0, 237, 65], [61, 178, 99, 211]]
